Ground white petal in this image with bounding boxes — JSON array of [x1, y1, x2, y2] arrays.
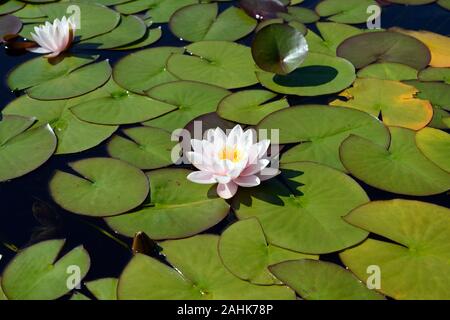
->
[[227, 125, 244, 145], [214, 175, 231, 184], [234, 175, 261, 187], [257, 140, 271, 158], [27, 47, 53, 54], [241, 159, 270, 176], [187, 171, 216, 184], [217, 182, 238, 199], [213, 127, 227, 145], [258, 168, 280, 181]]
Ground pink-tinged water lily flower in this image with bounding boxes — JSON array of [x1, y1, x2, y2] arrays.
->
[[27, 16, 76, 58], [186, 125, 279, 199]]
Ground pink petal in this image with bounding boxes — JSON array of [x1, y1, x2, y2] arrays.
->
[[187, 171, 216, 184], [217, 182, 238, 199], [258, 168, 280, 181], [27, 47, 53, 54], [233, 175, 261, 187], [241, 159, 270, 176], [215, 175, 231, 184]]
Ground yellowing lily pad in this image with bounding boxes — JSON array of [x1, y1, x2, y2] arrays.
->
[[218, 218, 318, 285], [341, 199, 450, 300], [107, 126, 177, 170], [330, 78, 433, 130], [1, 239, 90, 300], [257, 105, 390, 171], [117, 235, 296, 299], [233, 162, 369, 254], [392, 27, 450, 68], [340, 127, 450, 196], [269, 260, 385, 300], [217, 90, 289, 125], [106, 169, 229, 239], [166, 41, 259, 89], [0, 115, 56, 182], [415, 127, 450, 172], [49, 158, 149, 217]]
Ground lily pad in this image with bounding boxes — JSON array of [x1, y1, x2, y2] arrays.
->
[[117, 235, 295, 299], [0, 115, 56, 182], [438, 0, 450, 9], [257, 105, 390, 171], [269, 260, 385, 300], [113, 46, 184, 94], [415, 127, 450, 172], [0, 15, 22, 43], [12, 4, 46, 18], [233, 162, 369, 254], [113, 26, 162, 50], [330, 78, 433, 130], [340, 127, 450, 196], [277, 6, 319, 24], [392, 27, 450, 68], [252, 23, 308, 75], [0, 1, 24, 15], [419, 67, 450, 84], [49, 158, 149, 217], [239, 0, 287, 19], [86, 278, 118, 300], [166, 41, 259, 89], [3, 95, 118, 155], [1, 239, 90, 300], [169, 4, 256, 42], [217, 90, 289, 125], [143, 81, 230, 131], [218, 218, 318, 285], [37, 2, 120, 41], [403, 80, 450, 111], [105, 169, 229, 239], [340, 199, 450, 300], [357, 62, 418, 81], [306, 22, 364, 56], [257, 52, 356, 96], [107, 126, 177, 169], [78, 15, 147, 49], [8, 56, 112, 100], [69, 79, 176, 125], [0, 280, 6, 300], [316, 0, 380, 24], [337, 31, 431, 70], [116, 0, 197, 23]]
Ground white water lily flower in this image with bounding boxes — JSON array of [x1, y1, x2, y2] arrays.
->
[[186, 125, 279, 199], [28, 16, 76, 58]]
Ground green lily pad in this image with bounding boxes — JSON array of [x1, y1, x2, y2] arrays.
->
[[3, 95, 117, 155], [70, 292, 90, 300], [388, 0, 436, 4], [169, 4, 256, 42], [415, 127, 450, 172], [116, 0, 197, 23], [0, 280, 6, 300], [269, 260, 385, 300], [73, 0, 131, 5], [49, 158, 149, 217], [167, 41, 259, 89], [78, 15, 147, 49], [0, 1, 24, 15], [252, 23, 308, 75], [113, 46, 183, 94], [233, 162, 369, 254], [113, 26, 162, 50], [107, 126, 177, 170], [106, 169, 229, 239], [117, 235, 295, 299], [86, 278, 118, 300], [357, 62, 418, 81], [69, 79, 176, 125], [37, 2, 120, 41], [12, 4, 46, 18], [217, 90, 289, 125], [340, 127, 450, 196], [277, 6, 319, 24], [218, 218, 318, 285], [403, 80, 450, 111], [438, 0, 450, 10], [330, 78, 433, 130], [0, 15, 22, 43], [305, 22, 364, 56], [0, 115, 56, 182], [257, 105, 390, 171], [142, 81, 230, 131], [239, 0, 287, 20], [257, 52, 356, 96], [340, 199, 450, 300], [8, 56, 112, 100], [255, 18, 307, 35], [316, 0, 380, 24], [337, 31, 431, 70], [418, 67, 450, 84], [1, 239, 90, 300]]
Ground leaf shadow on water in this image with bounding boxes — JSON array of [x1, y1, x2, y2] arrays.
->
[[273, 65, 338, 87], [231, 168, 305, 209]]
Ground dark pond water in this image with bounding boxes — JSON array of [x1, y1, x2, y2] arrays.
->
[[0, 0, 449, 295]]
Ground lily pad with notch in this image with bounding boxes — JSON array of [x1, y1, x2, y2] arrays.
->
[[415, 127, 450, 172], [116, 0, 197, 23], [315, 0, 380, 24]]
